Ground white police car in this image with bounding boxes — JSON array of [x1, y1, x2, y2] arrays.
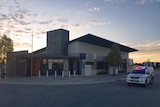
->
[[126, 66, 154, 87]]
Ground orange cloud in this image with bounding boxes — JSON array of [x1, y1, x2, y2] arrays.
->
[[129, 40, 160, 63], [13, 42, 31, 52]]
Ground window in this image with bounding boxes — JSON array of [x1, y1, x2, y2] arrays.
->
[[97, 61, 107, 69], [131, 70, 145, 74]]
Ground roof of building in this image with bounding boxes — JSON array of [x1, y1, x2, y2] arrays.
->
[[47, 28, 69, 33], [16, 53, 79, 59], [32, 47, 46, 54], [69, 34, 138, 52]]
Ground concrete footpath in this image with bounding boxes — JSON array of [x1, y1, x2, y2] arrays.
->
[[0, 73, 127, 85]]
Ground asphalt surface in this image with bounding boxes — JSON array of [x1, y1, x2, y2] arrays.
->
[[0, 72, 160, 107], [0, 73, 160, 107], [0, 73, 127, 85]]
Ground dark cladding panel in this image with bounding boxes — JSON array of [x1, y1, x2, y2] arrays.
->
[[47, 29, 69, 55], [61, 30, 69, 55]]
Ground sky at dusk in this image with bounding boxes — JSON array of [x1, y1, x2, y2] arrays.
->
[[0, 0, 160, 63]]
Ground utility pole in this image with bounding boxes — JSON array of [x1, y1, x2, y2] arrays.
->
[[31, 31, 33, 52], [31, 31, 33, 76]]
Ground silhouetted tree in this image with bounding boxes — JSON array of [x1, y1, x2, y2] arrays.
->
[[107, 44, 122, 75], [0, 35, 13, 67]]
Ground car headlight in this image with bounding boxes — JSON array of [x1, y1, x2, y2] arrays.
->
[[127, 75, 130, 79], [140, 75, 146, 79]]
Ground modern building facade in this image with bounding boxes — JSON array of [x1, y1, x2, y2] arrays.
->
[[7, 29, 137, 77]]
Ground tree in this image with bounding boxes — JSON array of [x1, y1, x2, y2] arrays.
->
[[0, 35, 13, 66], [107, 44, 122, 75]]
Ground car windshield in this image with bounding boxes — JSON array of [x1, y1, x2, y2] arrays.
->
[[131, 70, 145, 74]]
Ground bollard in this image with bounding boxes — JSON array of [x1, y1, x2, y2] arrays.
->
[[39, 70, 41, 78], [62, 71, 64, 78], [55, 71, 57, 77], [46, 70, 48, 77], [69, 71, 71, 77], [74, 70, 76, 77]]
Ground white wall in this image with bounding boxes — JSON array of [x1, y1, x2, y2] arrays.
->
[[68, 41, 128, 59], [69, 41, 130, 76], [121, 51, 128, 59], [69, 41, 110, 56]]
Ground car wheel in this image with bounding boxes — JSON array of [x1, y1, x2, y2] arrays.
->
[[150, 78, 153, 84], [143, 80, 148, 87], [127, 83, 131, 86]]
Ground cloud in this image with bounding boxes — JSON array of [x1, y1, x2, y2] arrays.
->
[[0, 14, 10, 20], [60, 25, 68, 29], [14, 0, 19, 4], [104, 0, 160, 4], [19, 20, 30, 25], [39, 20, 52, 24], [85, 1, 91, 7], [14, 42, 31, 51], [0, 0, 8, 2], [0, 5, 5, 9], [57, 18, 68, 23], [132, 40, 160, 53], [15, 30, 26, 33], [87, 20, 107, 26], [4, 30, 11, 35], [9, 26, 15, 29], [104, 0, 127, 4], [129, 40, 160, 63], [84, 1, 102, 12], [9, 5, 32, 20], [0, 0, 110, 52], [0, 0, 52, 33], [25, 28, 32, 31], [137, 0, 160, 4], [71, 20, 107, 29], [89, 7, 101, 11]]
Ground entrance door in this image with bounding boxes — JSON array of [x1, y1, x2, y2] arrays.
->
[[85, 65, 92, 76]]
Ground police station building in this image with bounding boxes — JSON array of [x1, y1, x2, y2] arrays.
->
[[7, 29, 137, 77]]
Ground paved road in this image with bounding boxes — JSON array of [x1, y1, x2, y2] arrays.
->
[[0, 74, 127, 85], [0, 72, 160, 107]]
